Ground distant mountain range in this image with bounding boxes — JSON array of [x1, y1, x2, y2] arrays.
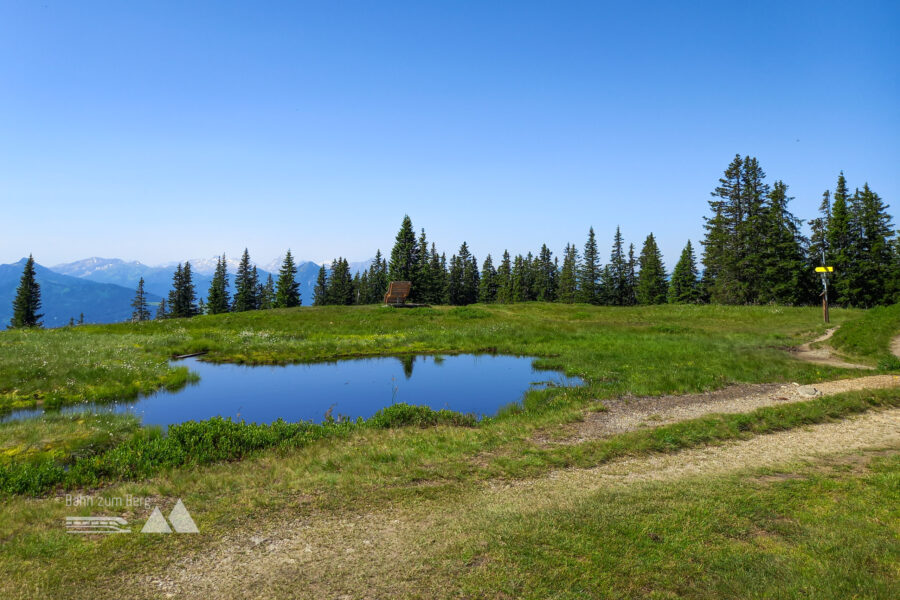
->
[[0, 255, 374, 327], [0, 259, 163, 327]]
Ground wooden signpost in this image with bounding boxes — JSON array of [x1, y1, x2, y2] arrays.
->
[[815, 265, 833, 323]]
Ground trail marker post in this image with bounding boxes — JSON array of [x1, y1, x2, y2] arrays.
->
[[815, 265, 833, 324]]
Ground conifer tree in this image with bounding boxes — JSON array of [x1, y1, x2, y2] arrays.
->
[[534, 244, 557, 301], [167, 262, 198, 318], [635, 234, 667, 305], [668, 241, 701, 303], [844, 183, 895, 307], [69, 317, 74, 327], [607, 227, 629, 305], [10, 255, 42, 328], [367, 250, 389, 304], [207, 254, 231, 314], [274, 250, 301, 308], [447, 242, 478, 305], [808, 191, 831, 269], [495, 250, 513, 303], [155, 298, 168, 320], [757, 181, 807, 304], [577, 227, 600, 304], [478, 254, 498, 303], [326, 258, 354, 305], [232, 249, 258, 312], [625, 243, 637, 305], [77, 312, 84, 325], [827, 173, 853, 305], [511, 254, 527, 302], [426, 244, 446, 304], [557, 244, 578, 303], [313, 265, 328, 306], [356, 270, 370, 304], [388, 215, 419, 286], [130, 277, 151, 322], [259, 274, 275, 309], [197, 298, 206, 315], [701, 155, 743, 303], [413, 229, 432, 302]]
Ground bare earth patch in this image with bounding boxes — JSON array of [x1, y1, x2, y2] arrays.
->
[[544, 374, 900, 445], [135, 407, 900, 600], [791, 327, 874, 369]]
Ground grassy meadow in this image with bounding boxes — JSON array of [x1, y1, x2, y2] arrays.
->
[[0, 302, 898, 598]]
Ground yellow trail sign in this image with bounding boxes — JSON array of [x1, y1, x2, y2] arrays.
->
[[815, 266, 834, 273]]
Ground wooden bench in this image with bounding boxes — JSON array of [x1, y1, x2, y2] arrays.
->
[[383, 281, 412, 306]]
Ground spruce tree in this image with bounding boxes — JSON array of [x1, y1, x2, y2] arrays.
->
[[557, 244, 578, 303], [9, 255, 42, 328], [356, 270, 369, 304], [511, 254, 527, 302], [388, 215, 419, 286], [367, 250, 389, 304], [635, 234, 667, 305], [167, 262, 198, 318], [413, 229, 431, 302], [447, 242, 478, 305], [259, 274, 275, 309], [577, 227, 600, 304], [495, 250, 513, 303], [534, 244, 557, 301], [77, 312, 84, 325], [827, 173, 853, 305], [701, 155, 743, 303], [232, 249, 258, 312], [326, 258, 354, 305], [426, 244, 445, 304], [757, 181, 807, 304], [313, 265, 328, 306], [478, 254, 498, 303], [130, 277, 151, 322], [844, 184, 894, 307], [207, 254, 231, 314], [274, 250, 301, 308], [607, 227, 629, 305], [625, 243, 637, 305], [668, 241, 701, 303], [155, 298, 168, 320]]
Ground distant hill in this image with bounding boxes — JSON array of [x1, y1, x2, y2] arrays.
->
[[0, 259, 163, 327], [49, 256, 346, 309]]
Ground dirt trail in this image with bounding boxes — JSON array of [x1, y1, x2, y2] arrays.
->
[[553, 373, 900, 444], [792, 327, 873, 369], [139, 409, 900, 600], [138, 376, 900, 600]]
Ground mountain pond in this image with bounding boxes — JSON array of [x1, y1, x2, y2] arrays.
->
[[3, 354, 583, 427]]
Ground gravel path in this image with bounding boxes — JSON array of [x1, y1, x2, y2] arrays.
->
[[790, 327, 874, 369], [140, 409, 900, 600], [552, 374, 900, 444]]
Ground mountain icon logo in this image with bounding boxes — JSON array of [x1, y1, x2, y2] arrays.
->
[[140, 499, 199, 534]]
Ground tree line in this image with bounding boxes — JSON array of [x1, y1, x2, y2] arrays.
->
[[8, 154, 897, 328]]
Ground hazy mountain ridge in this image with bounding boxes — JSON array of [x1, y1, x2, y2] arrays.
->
[[0, 259, 163, 327]]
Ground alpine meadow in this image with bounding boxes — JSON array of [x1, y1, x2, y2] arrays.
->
[[2, 2, 899, 599]]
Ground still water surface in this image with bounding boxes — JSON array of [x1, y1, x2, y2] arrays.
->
[[4, 354, 582, 426]]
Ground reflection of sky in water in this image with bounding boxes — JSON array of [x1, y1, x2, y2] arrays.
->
[[4, 355, 582, 427]]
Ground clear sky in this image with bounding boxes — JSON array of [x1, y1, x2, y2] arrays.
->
[[1, 0, 898, 268]]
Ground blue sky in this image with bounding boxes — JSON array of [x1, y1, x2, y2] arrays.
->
[[1, 0, 897, 268]]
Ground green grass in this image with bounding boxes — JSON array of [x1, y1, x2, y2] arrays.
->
[[830, 301, 900, 366], [453, 453, 900, 599], [0, 303, 863, 414]]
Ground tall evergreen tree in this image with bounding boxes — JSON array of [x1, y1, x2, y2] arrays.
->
[[368, 250, 389, 303], [757, 181, 808, 304], [313, 265, 328, 306], [827, 172, 854, 305], [607, 227, 629, 305], [232, 249, 258, 312], [9, 255, 42, 328], [635, 234, 668, 305], [426, 243, 446, 304], [844, 183, 895, 307], [356, 270, 370, 304], [326, 258, 354, 305], [701, 154, 744, 303], [167, 262, 198, 318], [206, 254, 230, 314], [557, 244, 578, 303], [478, 254, 498, 303], [668, 241, 701, 303], [130, 277, 151, 322], [577, 227, 600, 304], [511, 254, 527, 302], [808, 191, 831, 269], [258, 274, 275, 309], [155, 298, 168, 320], [274, 250, 301, 308], [625, 243, 637, 305], [388, 215, 419, 287], [496, 250, 513, 303], [447, 242, 478, 305], [413, 229, 432, 303], [534, 244, 558, 301]]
